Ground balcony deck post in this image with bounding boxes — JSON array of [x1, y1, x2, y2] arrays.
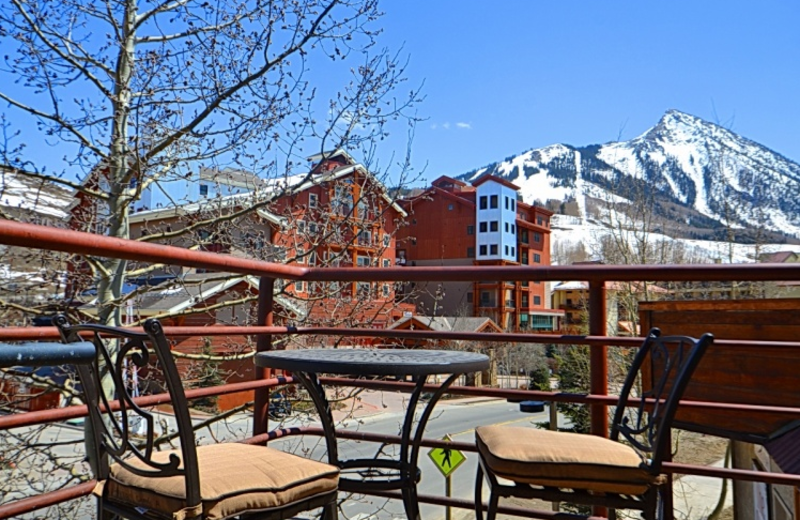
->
[[588, 281, 609, 517], [588, 280, 608, 437], [253, 276, 276, 437]]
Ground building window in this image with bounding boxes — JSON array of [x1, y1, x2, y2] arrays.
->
[[357, 282, 371, 296], [490, 195, 498, 208], [490, 244, 498, 255], [358, 230, 371, 245], [294, 280, 305, 292], [505, 196, 510, 210], [467, 292, 473, 303], [534, 253, 541, 263], [448, 203, 454, 211], [479, 245, 487, 256], [383, 258, 391, 268], [505, 245, 509, 256], [480, 291, 490, 305], [520, 230, 529, 244], [382, 283, 391, 297], [490, 221, 498, 232], [522, 252, 528, 264], [479, 222, 487, 233], [308, 222, 319, 234], [467, 246, 475, 258], [199, 184, 209, 196], [479, 196, 488, 209], [534, 296, 541, 305], [504, 222, 509, 233], [356, 255, 371, 267], [383, 234, 391, 247], [521, 295, 529, 307], [511, 224, 515, 234], [511, 247, 515, 257], [534, 232, 541, 243], [296, 246, 305, 264], [467, 225, 474, 235], [511, 199, 515, 211], [309, 252, 318, 266], [309, 193, 318, 209]]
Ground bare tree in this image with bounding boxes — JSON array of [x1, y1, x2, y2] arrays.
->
[[0, 1, 420, 514], [0, 0, 418, 324]]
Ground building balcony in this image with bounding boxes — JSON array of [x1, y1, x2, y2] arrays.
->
[[1, 220, 800, 520]]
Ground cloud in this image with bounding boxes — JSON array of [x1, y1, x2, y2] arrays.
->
[[431, 121, 472, 131]]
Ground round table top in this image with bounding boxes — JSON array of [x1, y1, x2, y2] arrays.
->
[[255, 348, 489, 377]]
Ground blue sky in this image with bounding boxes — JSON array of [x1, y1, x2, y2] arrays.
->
[[2, 1, 798, 186], [376, 1, 800, 183]]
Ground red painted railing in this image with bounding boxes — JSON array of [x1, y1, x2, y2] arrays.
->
[[2, 219, 800, 519]]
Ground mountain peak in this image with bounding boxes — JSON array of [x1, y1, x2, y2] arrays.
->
[[458, 110, 800, 241]]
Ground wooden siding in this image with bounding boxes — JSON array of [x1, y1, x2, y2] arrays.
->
[[639, 298, 800, 442]]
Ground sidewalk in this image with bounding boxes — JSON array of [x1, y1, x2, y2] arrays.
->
[[332, 387, 501, 421]]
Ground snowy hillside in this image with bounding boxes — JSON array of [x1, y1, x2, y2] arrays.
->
[[461, 110, 800, 242], [549, 214, 800, 265]]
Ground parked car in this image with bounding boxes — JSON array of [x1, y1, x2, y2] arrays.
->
[[268, 392, 293, 419]]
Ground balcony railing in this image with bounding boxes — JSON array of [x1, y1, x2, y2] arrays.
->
[[2, 219, 800, 520]]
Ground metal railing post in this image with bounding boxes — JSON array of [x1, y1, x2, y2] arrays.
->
[[588, 280, 608, 518], [253, 276, 275, 437], [588, 280, 609, 437]]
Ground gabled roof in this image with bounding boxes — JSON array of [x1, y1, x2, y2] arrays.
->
[[552, 281, 668, 293], [199, 167, 267, 190], [760, 251, 800, 263], [306, 148, 358, 166], [129, 160, 407, 223], [472, 174, 520, 191], [431, 175, 470, 189], [81, 273, 306, 319], [387, 315, 502, 333]]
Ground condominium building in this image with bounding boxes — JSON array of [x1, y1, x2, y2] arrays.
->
[[397, 175, 562, 331]]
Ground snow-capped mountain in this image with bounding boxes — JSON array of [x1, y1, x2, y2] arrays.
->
[[460, 110, 800, 243]]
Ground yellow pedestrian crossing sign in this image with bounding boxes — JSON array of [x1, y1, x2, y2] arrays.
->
[[428, 435, 466, 477]]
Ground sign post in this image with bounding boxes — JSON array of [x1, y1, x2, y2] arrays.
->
[[428, 435, 467, 520]]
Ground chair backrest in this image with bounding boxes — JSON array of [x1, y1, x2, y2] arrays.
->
[[55, 316, 201, 508], [610, 328, 714, 474]]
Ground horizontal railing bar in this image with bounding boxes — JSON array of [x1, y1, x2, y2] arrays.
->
[[0, 377, 289, 430], [251, 426, 800, 489], [3, 220, 800, 283], [664, 462, 800, 487], [0, 480, 96, 520], [0, 220, 306, 279], [3, 326, 800, 352], [321, 378, 800, 416], [368, 489, 607, 520]]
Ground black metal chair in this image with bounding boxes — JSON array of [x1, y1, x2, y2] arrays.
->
[[55, 316, 339, 520], [474, 328, 714, 520]]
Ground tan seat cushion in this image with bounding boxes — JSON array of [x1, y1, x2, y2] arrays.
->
[[95, 442, 339, 520], [476, 425, 662, 495]]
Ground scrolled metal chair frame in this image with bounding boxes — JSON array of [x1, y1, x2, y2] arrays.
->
[[56, 316, 338, 520], [56, 316, 202, 518], [475, 328, 714, 520]]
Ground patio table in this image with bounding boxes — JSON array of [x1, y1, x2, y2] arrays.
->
[[255, 348, 489, 520]]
